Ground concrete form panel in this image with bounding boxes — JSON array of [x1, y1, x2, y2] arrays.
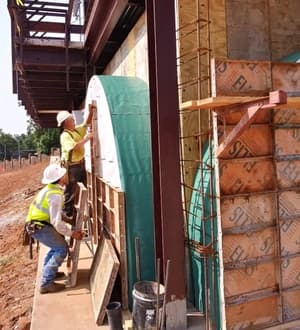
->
[[226, 0, 270, 61], [275, 128, 300, 156], [219, 159, 274, 195], [279, 191, 300, 219], [212, 56, 300, 326], [283, 290, 300, 322], [274, 108, 300, 125], [281, 255, 300, 289], [280, 219, 300, 256], [225, 296, 279, 329], [220, 109, 271, 125], [272, 63, 300, 94], [212, 59, 300, 97], [222, 227, 276, 265], [269, 0, 300, 61], [277, 160, 300, 188], [219, 125, 272, 158], [221, 194, 276, 231], [212, 59, 271, 97], [224, 262, 277, 298]]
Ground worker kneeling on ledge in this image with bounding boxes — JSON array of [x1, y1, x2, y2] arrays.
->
[[25, 163, 83, 294]]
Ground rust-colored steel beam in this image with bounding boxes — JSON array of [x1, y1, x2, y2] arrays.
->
[[27, 21, 82, 34], [16, 47, 85, 67], [84, 0, 128, 64], [146, 0, 186, 327], [23, 71, 84, 82], [25, 0, 69, 8]]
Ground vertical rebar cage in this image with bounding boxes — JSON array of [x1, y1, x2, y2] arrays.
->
[[176, 0, 220, 328]]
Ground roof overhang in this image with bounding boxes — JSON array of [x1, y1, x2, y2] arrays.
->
[[7, 0, 145, 128]]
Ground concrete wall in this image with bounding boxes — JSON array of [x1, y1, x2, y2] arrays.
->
[[226, 0, 300, 61]]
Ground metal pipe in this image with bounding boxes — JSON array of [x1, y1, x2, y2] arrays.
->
[[156, 258, 160, 330], [160, 259, 170, 330], [135, 237, 141, 281]]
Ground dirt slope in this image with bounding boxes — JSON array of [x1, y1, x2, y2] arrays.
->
[[0, 159, 49, 330]]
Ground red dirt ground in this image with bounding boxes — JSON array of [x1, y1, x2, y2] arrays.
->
[[0, 159, 49, 330]]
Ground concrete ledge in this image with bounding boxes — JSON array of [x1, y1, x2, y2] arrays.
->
[[31, 242, 109, 330]]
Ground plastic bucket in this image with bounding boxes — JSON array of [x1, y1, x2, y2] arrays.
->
[[132, 281, 165, 329], [106, 301, 123, 330]]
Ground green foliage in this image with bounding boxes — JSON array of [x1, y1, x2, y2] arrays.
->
[[0, 120, 60, 160]]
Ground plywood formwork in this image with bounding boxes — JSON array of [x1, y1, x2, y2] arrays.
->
[[211, 61, 300, 328], [182, 57, 300, 328], [176, 1, 300, 328], [269, 0, 300, 61], [95, 176, 128, 309], [225, 1, 300, 62], [211, 58, 300, 99], [104, 14, 148, 83], [226, 0, 271, 61], [89, 237, 120, 325]]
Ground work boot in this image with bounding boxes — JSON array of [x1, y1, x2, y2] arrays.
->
[[39, 282, 66, 294]]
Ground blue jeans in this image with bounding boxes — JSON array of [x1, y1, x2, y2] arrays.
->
[[32, 225, 68, 287]]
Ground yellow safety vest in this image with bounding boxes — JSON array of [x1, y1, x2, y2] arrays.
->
[[60, 125, 87, 162], [26, 184, 64, 226]]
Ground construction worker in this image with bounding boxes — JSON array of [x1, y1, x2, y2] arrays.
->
[[56, 108, 94, 218], [25, 163, 83, 294]]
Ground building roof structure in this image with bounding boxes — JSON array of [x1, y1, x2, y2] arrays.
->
[[7, 0, 145, 127]]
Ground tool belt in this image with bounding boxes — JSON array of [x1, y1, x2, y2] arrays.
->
[[25, 222, 42, 235], [68, 159, 85, 167], [25, 220, 52, 235]]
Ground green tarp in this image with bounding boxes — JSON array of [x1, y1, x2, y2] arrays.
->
[[96, 76, 155, 307], [187, 144, 221, 328]]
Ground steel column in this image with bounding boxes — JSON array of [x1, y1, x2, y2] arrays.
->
[[146, 0, 186, 328]]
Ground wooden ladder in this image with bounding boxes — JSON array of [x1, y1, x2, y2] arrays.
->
[[68, 182, 94, 287]]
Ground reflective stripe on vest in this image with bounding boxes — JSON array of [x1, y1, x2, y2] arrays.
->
[[26, 184, 63, 224]]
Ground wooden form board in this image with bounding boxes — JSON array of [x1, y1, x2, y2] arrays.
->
[[87, 101, 100, 243], [226, 1, 270, 61], [181, 96, 300, 111], [86, 171, 98, 243], [90, 237, 120, 325], [224, 262, 277, 299], [69, 182, 88, 287], [211, 58, 300, 98], [104, 13, 148, 83], [180, 60, 300, 111], [95, 176, 128, 309], [220, 158, 274, 195], [214, 105, 300, 328], [225, 296, 280, 329], [282, 290, 300, 322]]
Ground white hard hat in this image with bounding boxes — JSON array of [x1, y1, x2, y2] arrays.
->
[[42, 163, 67, 184], [56, 111, 73, 127]]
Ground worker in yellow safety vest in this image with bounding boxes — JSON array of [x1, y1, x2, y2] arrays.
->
[[25, 163, 83, 294], [56, 108, 94, 218]]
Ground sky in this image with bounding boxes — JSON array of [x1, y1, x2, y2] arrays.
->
[[0, 2, 29, 135]]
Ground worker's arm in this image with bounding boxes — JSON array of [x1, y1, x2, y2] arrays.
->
[[61, 128, 93, 156], [72, 131, 93, 152], [48, 193, 83, 239]]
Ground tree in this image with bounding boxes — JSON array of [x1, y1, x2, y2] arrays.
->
[[0, 120, 60, 160], [25, 120, 60, 155]]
